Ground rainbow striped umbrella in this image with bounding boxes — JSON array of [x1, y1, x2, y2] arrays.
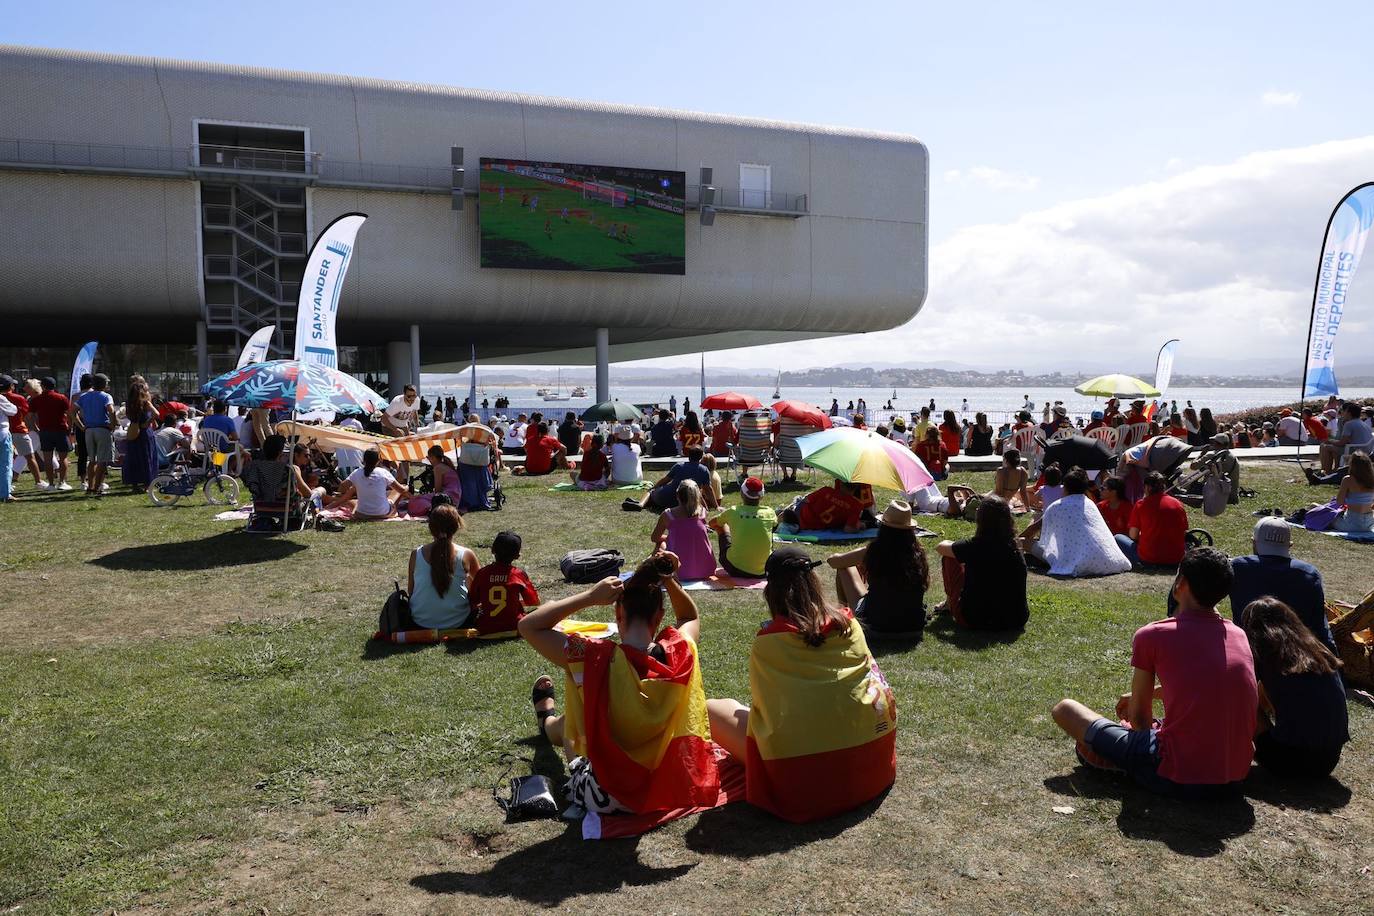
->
[[797, 427, 933, 493]]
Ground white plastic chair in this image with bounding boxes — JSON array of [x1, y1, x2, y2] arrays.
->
[[1050, 427, 1076, 441], [1116, 423, 1150, 456], [1009, 426, 1041, 474], [1086, 426, 1118, 452], [197, 428, 245, 477]]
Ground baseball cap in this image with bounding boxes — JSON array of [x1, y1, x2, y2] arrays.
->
[[1091, 409, 1104, 420], [764, 545, 822, 578], [1253, 516, 1291, 557], [740, 476, 765, 499]]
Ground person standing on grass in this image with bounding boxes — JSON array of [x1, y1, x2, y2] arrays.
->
[[934, 496, 1029, 631], [1, 376, 44, 491], [1239, 597, 1348, 779], [1051, 547, 1257, 799], [0, 380, 15, 502], [70, 372, 117, 496], [120, 380, 159, 492]]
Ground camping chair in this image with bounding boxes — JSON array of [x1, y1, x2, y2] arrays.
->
[[241, 461, 313, 534], [1009, 426, 1042, 475], [734, 410, 775, 479], [1086, 426, 1118, 453], [1116, 422, 1150, 456], [774, 418, 818, 484]]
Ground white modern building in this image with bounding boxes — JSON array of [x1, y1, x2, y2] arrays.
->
[[0, 45, 928, 398]]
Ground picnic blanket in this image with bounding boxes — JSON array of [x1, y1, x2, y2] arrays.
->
[[618, 569, 766, 591], [1285, 521, 1374, 542], [548, 481, 653, 492], [582, 745, 746, 839], [773, 522, 880, 543]]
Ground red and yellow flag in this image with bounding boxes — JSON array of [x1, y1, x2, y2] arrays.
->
[[563, 628, 719, 813], [745, 610, 897, 822]]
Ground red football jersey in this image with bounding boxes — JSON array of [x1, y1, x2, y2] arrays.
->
[[470, 563, 539, 635]]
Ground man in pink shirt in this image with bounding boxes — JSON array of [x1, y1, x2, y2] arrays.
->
[[1051, 547, 1257, 798]]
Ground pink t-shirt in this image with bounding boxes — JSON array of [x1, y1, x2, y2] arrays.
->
[[1131, 611, 1257, 785]]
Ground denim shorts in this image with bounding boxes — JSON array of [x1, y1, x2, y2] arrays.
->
[[1084, 719, 1243, 800]]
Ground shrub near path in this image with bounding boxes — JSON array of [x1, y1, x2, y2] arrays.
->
[[1, 463, 1371, 914]]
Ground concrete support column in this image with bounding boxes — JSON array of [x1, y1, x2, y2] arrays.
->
[[386, 340, 411, 395], [196, 321, 209, 387], [409, 324, 422, 399], [595, 327, 610, 403]]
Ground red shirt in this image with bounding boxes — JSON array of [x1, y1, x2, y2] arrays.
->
[[470, 563, 539, 636], [913, 440, 948, 475], [679, 430, 705, 451], [939, 424, 961, 456], [1129, 492, 1188, 565], [3, 393, 30, 435], [1131, 611, 1256, 785], [31, 390, 71, 433], [1096, 497, 1133, 537], [578, 448, 608, 482], [524, 435, 564, 475], [799, 486, 863, 530], [1303, 417, 1330, 442], [708, 422, 737, 456]]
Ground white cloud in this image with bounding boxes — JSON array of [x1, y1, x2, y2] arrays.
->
[[699, 137, 1374, 375], [1261, 90, 1300, 107], [944, 166, 1040, 192]]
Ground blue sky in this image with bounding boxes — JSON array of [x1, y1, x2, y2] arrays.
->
[[10, 1, 1374, 374]]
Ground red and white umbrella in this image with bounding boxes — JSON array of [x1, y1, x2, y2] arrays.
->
[[772, 400, 833, 429], [700, 391, 763, 411]]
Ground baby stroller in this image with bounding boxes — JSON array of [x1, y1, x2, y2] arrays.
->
[[1171, 449, 1231, 517]]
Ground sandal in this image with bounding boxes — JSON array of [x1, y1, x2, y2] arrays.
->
[[531, 676, 557, 740]]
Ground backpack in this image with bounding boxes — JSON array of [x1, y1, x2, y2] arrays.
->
[[377, 579, 414, 636], [559, 548, 625, 583]]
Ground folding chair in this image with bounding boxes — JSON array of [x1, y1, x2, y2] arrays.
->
[[774, 418, 818, 484], [733, 410, 775, 480]]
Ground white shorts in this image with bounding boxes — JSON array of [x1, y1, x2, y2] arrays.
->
[[12, 433, 34, 457]]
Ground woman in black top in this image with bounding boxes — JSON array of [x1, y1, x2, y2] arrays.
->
[[557, 411, 583, 456], [1241, 597, 1349, 778], [934, 496, 1029, 630], [966, 412, 995, 456], [649, 409, 679, 458], [830, 500, 928, 639]]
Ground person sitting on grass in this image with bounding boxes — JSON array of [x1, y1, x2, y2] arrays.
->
[[626, 445, 715, 513], [829, 500, 929, 639], [327, 447, 408, 520], [571, 432, 610, 490], [934, 496, 1030, 631], [706, 546, 897, 823], [700, 452, 724, 507], [986, 448, 1031, 511], [1051, 547, 1257, 799], [651, 480, 717, 580], [1019, 468, 1131, 578], [514, 422, 567, 476], [912, 427, 950, 480], [408, 444, 463, 516], [469, 530, 539, 637], [708, 475, 777, 579], [407, 504, 479, 630], [1239, 597, 1349, 779], [1113, 471, 1188, 569], [780, 477, 868, 533], [609, 424, 643, 485], [522, 552, 720, 816], [1095, 477, 1133, 537], [1029, 462, 1064, 513], [1230, 517, 1335, 652]]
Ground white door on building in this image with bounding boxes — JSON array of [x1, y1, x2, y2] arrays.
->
[[739, 163, 770, 209]]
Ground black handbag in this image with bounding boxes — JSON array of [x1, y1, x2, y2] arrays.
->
[[378, 579, 414, 635], [493, 754, 560, 821]]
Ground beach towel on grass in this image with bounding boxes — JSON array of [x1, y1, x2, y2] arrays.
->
[[746, 609, 897, 823], [548, 481, 653, 492], [616, 569, 766, 591], [583, 744, 746, 839], [773, 522, 880, 543], [562, 628, 719, 817], [1286, 521, 1374, 543]]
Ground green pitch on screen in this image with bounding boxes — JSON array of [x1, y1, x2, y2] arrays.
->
[[479, 168, 685, 275]]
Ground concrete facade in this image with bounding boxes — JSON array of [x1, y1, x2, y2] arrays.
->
[[0, 45, 929, 367]]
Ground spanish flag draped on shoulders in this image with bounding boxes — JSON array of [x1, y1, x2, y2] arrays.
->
[[746, 608, 897, 822], [562, 627, 720, 813]]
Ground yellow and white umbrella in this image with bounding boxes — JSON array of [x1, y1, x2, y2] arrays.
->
[[1073, 374, 1161, 399]]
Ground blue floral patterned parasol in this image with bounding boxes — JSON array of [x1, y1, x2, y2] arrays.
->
[[201, 360, 385, 416]]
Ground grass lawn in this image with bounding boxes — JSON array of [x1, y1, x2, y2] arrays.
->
[[1, 461, 1372, 914]]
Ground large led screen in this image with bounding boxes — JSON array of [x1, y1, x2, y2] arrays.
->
[[479, 158, 686, 274]]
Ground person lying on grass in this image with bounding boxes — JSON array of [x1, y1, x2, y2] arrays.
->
[[1239, 597, 1349, 780], [707, 546, 897, 823], [1051, 547, 1257, 799], [520, 551, 719, 815]]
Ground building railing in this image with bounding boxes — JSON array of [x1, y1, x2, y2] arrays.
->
[[0, 136, 191, 173], [687, 183, 807, 215]]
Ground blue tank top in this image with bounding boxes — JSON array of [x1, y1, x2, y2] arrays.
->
[[410, 544, 472, 629]]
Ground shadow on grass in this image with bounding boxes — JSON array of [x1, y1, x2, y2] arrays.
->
[[923, 615, 1022, 650], [682, 787, 889, 858], [89, 530, 307, 571], [358, 636, 497, 661], [1242, 768, 1352, 813], [1044, 770, 1255, 857], [410, 831, 693, 905]]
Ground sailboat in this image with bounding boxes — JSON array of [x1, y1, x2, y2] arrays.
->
[[771, 370, 781, 400], [542, 368, 571, 402]]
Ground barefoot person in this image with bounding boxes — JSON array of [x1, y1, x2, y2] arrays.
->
[[1050, 547, 1257, 799], [519, 553, 719, 816], [987, 449, 1030, 510], [706, 546, 897, 822], [327, 447, 408, 520]]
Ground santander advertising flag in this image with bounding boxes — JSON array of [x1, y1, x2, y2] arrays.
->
[[70, 341, 97, 398], [236, 325, 276, 369], [293, 213, 367, 369], [1154, 339, 1180, 395], [1304, 184, 1374, 398]]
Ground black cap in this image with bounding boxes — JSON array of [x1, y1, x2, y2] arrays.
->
[[492, 530, 522, 561], [764, 546, 822, 578]]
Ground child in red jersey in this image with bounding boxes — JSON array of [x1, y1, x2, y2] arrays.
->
[[470, 531, 540, 637]]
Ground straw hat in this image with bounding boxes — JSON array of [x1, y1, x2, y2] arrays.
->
[[879, 499, 920, 530]]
